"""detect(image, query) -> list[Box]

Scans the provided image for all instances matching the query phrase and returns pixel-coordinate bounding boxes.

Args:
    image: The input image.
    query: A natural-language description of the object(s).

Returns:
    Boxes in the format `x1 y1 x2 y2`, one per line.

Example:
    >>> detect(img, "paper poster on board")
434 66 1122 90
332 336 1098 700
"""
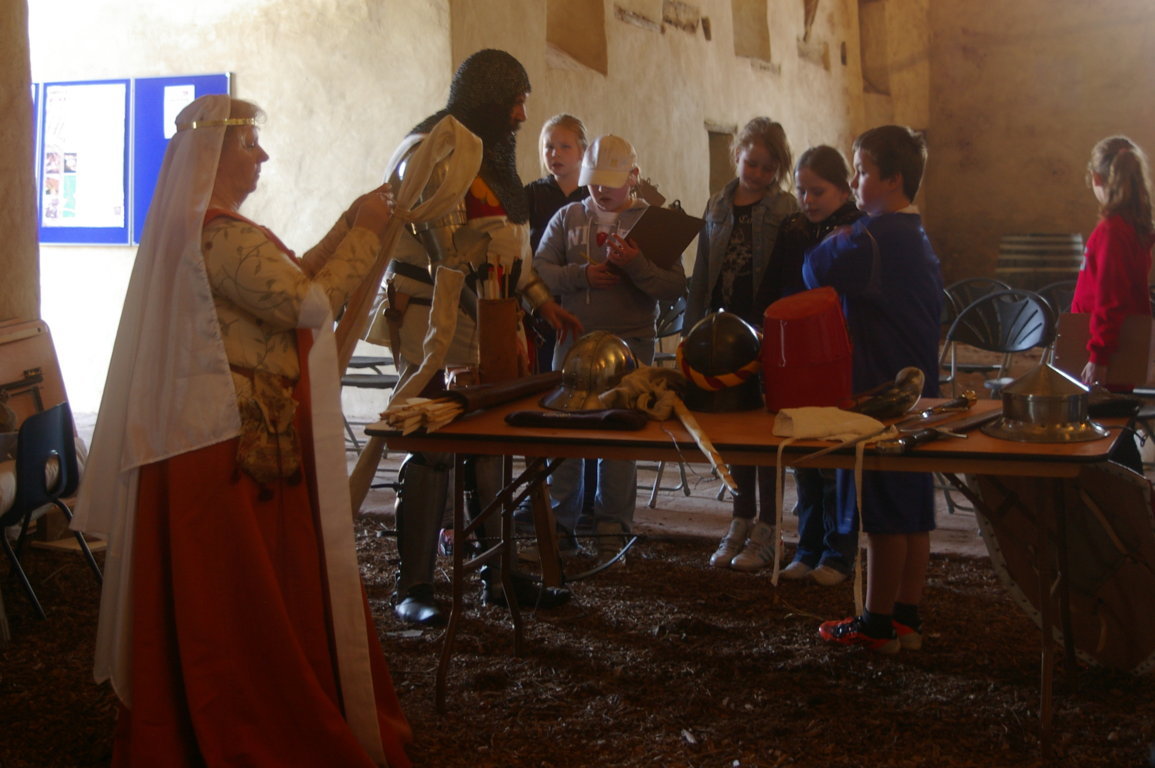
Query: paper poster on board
40 81 128 235
36 74 229 245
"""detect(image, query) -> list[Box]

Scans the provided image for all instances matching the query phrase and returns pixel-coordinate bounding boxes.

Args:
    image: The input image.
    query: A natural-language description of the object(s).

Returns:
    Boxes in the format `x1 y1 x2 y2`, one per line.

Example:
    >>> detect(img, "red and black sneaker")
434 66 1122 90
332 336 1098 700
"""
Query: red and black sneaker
892 619 923 651
818 616 900 654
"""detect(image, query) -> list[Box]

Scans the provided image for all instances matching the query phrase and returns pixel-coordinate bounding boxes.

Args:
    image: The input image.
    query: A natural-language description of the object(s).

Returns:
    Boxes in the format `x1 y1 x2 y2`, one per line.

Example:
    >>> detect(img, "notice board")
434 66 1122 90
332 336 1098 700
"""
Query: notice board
38 79 131 244
36 74 230 246
132 74 230 243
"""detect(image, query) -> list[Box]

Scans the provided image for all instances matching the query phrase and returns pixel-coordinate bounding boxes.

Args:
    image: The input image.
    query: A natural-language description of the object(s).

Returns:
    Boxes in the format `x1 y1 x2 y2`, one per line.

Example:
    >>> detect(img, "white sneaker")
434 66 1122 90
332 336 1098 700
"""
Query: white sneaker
730 521 777 572
709 517 752 568
811 564 848 586
779 560 813 580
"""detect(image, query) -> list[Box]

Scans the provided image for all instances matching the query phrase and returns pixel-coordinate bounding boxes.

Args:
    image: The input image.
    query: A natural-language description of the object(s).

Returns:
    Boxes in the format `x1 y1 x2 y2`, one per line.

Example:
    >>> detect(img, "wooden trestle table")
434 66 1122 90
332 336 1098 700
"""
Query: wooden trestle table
367 395 1124 754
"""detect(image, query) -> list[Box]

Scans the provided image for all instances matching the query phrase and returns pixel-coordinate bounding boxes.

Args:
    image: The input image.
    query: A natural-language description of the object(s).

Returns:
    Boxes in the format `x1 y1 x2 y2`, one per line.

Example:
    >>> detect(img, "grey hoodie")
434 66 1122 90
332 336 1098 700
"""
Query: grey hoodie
533 197 687 341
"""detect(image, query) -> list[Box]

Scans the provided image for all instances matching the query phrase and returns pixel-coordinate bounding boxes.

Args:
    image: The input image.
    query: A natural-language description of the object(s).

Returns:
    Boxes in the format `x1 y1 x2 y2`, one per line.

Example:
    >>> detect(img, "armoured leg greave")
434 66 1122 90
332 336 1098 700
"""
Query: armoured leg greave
394 452 451 596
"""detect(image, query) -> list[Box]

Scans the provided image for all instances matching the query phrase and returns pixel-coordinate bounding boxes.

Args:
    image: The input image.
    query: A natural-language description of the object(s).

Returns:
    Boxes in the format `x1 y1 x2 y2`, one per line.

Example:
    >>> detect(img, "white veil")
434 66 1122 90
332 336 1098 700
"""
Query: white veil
72 94 241 700
73 94 394 763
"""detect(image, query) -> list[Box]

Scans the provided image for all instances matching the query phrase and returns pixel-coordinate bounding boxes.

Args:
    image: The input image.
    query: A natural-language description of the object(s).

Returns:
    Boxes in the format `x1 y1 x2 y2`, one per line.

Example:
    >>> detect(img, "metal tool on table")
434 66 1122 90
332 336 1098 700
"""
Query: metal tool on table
875 401 999 454
794 389 977 464
841 366 926 419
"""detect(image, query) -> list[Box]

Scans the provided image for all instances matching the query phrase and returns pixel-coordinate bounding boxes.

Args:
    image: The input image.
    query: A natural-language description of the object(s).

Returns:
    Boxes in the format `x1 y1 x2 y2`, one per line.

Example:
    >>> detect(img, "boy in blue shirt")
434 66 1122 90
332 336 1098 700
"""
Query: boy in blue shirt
803 125 943 653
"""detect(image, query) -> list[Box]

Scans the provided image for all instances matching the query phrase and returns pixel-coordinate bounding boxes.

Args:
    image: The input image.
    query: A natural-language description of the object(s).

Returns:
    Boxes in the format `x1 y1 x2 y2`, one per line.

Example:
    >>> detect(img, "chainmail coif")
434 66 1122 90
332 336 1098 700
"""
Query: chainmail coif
413 49 531 223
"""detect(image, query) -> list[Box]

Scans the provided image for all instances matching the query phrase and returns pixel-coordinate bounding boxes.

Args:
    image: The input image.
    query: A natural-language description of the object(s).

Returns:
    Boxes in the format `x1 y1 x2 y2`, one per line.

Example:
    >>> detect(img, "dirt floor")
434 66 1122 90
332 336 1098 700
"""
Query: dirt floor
2 455 1154 768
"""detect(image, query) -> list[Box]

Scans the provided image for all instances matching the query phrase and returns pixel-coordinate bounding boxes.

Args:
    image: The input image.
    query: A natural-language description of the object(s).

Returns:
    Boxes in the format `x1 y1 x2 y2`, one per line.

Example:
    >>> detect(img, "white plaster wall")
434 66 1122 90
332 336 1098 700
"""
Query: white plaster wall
25 0 939 414
1 1 39 323
451 0 878 236
29 0 450 412
880 0 930 131
923 0 1155 282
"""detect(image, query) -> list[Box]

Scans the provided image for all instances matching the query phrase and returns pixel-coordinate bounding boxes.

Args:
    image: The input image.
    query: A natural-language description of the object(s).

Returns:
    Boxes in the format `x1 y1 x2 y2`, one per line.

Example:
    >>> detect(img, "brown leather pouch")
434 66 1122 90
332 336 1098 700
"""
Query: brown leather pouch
235 369 302 484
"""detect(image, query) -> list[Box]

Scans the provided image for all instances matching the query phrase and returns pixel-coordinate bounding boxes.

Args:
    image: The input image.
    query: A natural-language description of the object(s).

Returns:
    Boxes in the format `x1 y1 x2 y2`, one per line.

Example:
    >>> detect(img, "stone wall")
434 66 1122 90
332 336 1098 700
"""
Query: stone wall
10 1 1155 412
18 0 928 411
25 0 451 410
1 1 38 322
78 2 1155 416
451 0 888 218
923 0 1155 284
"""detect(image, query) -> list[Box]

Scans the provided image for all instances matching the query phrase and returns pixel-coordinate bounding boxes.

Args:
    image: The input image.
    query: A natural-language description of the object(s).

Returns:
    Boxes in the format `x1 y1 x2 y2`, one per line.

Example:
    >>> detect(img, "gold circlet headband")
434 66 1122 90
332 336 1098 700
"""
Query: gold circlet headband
176 117 259 132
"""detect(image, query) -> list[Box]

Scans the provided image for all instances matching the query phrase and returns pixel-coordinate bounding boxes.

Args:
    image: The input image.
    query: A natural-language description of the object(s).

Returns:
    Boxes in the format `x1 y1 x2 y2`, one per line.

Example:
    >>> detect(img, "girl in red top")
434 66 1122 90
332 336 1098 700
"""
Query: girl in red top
1070 135 1155 387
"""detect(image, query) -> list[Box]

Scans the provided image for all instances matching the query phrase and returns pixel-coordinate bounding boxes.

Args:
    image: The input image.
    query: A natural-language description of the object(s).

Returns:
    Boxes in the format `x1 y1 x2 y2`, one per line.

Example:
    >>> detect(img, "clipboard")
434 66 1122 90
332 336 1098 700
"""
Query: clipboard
624 205 704 269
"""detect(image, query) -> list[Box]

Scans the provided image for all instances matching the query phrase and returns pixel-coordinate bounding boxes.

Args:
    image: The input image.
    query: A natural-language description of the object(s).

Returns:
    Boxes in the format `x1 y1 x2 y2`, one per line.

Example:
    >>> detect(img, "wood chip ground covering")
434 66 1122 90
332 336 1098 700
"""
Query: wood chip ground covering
2 513 1154 768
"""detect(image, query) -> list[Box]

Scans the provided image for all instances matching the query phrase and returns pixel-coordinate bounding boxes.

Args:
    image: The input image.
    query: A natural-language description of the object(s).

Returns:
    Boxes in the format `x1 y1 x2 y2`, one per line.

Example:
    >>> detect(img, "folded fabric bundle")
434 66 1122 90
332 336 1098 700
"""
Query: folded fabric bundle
773 406 887 441
598 366 687 421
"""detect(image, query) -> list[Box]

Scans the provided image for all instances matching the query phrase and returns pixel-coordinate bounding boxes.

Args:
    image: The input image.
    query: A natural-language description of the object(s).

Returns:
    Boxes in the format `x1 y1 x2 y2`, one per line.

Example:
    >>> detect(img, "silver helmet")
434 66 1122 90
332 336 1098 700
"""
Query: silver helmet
541 331 638 411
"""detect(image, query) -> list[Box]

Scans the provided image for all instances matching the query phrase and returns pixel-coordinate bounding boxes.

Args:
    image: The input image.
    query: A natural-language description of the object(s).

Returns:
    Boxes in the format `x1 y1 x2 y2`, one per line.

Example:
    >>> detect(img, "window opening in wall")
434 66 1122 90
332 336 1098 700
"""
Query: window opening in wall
615 3 661 32
797 0 828 69
857 0 890 94
707 127 736 198
731 0 770 63
547 0 608 75
663 1 700 33
802 0 819 42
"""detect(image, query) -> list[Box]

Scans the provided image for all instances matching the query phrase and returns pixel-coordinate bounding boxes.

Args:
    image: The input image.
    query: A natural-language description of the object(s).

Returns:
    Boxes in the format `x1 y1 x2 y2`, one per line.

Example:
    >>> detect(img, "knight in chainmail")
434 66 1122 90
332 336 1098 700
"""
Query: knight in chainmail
372 50 581 626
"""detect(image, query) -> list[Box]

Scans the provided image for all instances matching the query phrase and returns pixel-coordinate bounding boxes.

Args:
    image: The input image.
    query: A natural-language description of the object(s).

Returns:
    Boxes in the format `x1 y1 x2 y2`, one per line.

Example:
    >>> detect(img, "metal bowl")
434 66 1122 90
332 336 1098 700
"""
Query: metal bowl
981 363 1109 443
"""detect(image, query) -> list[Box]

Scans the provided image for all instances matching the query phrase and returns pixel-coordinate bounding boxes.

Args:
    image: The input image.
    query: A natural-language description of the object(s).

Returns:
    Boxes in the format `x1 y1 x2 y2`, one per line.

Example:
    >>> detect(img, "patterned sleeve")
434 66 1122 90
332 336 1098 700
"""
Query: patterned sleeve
298 215 354 278
203 218 379 330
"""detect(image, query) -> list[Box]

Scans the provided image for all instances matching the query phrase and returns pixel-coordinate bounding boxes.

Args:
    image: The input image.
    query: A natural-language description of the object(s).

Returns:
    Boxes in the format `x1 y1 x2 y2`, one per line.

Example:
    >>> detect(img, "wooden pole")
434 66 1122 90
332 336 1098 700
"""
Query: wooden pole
671 398 738 495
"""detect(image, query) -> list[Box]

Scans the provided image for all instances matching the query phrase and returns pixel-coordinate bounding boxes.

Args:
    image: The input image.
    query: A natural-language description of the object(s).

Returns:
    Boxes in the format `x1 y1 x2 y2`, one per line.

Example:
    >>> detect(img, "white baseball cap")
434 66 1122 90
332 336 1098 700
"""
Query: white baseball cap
579 134 638 188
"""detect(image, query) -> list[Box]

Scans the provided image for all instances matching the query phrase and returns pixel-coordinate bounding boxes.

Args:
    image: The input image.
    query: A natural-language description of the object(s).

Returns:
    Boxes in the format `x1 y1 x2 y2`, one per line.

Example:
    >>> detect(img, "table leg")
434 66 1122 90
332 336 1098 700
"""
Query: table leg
0 582 9 648
944 471 1070 757
436 455 467 713
437 454 558 709
1053 476 1077 670
499 454 525 655
1036 477 1056 757
531 473 562 588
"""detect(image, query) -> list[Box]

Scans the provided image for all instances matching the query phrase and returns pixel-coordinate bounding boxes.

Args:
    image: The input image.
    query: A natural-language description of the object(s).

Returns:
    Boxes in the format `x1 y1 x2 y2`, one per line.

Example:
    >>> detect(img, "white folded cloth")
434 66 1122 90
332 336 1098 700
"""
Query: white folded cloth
773 406 887 441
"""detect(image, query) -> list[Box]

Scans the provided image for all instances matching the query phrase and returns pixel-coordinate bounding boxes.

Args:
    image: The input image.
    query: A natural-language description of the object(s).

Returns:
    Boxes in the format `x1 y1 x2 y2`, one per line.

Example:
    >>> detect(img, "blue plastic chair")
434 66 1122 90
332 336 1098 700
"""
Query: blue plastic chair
0 402 102 618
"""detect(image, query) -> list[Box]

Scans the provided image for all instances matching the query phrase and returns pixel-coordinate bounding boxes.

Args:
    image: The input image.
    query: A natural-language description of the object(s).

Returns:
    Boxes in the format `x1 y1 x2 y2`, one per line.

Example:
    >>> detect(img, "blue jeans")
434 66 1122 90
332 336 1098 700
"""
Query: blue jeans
729 464 775 523
549 456 636 531
792 467 857 573
547 333 655 533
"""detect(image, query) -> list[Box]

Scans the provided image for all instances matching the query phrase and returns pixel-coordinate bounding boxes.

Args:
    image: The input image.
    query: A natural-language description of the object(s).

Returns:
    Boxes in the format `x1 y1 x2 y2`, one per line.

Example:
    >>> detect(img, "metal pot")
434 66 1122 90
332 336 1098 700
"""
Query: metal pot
981 363 1109 443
